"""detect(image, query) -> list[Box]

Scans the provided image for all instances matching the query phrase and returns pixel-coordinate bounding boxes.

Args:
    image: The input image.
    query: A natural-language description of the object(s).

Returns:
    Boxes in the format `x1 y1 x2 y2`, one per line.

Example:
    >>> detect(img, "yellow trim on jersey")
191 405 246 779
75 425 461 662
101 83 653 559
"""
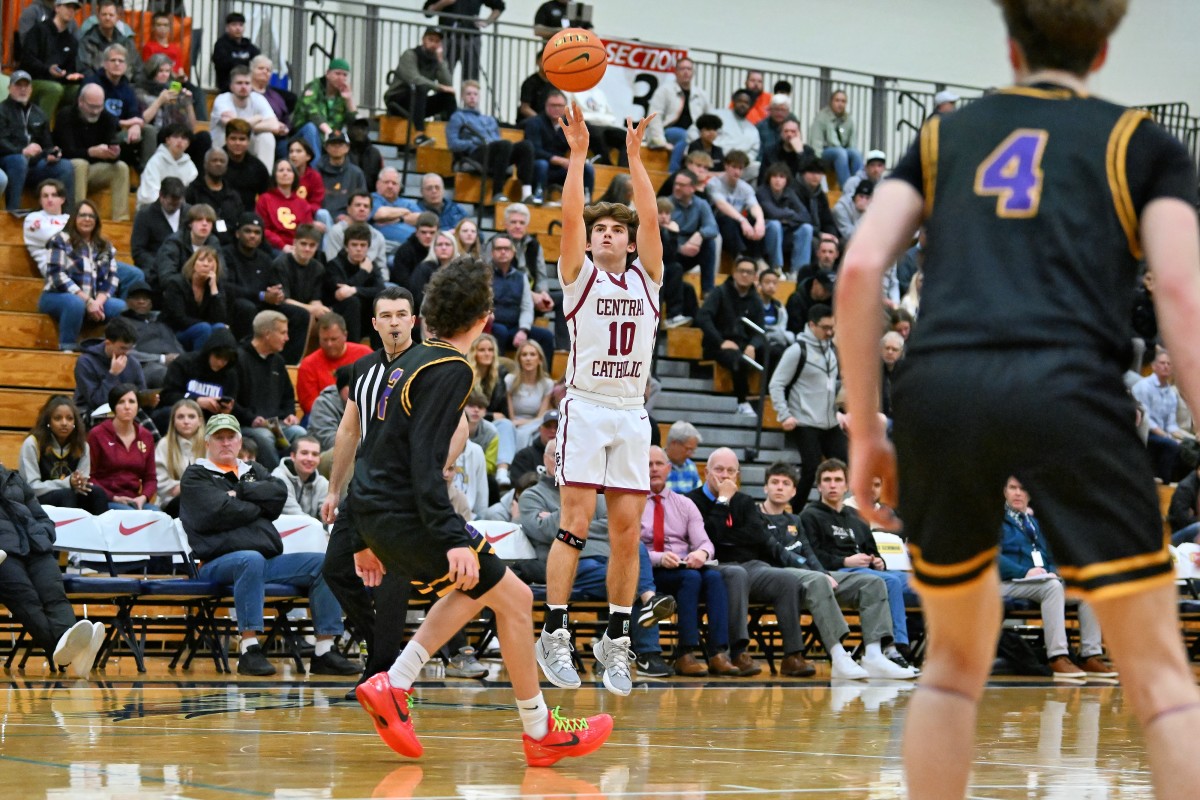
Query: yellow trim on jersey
920 116 940 220
1055 540 1170 583
1067 571 1176 603
1105 109 1151 261
909 567 994 596
399 356 472 415
998 85 1083 100
909 542 998 579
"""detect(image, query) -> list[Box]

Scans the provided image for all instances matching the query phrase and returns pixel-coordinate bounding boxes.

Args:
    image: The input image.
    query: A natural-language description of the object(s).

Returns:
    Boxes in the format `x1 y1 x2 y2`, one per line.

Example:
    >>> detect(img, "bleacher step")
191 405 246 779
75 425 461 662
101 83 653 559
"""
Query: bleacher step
654 394 739 415
656 375 717 393
0 348 77 389
653 358 691 378
654 408 759 429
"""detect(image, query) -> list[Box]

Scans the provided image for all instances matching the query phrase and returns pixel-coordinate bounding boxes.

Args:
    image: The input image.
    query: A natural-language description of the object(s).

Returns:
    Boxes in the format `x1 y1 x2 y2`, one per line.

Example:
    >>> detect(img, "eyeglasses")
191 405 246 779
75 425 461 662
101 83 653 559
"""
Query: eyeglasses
76 213 98 219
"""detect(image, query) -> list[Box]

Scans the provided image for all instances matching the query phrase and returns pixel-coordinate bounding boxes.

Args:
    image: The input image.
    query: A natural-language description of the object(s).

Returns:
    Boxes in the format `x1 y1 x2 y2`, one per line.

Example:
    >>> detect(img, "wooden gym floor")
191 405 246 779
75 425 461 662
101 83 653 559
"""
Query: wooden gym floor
0 657 1162 799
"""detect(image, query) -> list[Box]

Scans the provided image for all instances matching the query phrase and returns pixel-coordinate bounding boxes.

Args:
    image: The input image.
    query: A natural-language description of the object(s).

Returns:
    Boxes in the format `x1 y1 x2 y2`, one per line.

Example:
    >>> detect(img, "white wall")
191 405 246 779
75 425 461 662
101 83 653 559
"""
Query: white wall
497 0 1200 111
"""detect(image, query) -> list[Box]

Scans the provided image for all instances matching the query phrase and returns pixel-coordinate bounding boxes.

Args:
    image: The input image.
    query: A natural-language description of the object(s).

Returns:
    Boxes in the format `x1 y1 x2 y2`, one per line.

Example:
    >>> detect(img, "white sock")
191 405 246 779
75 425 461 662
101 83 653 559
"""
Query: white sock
883 643 900 659
521 184 533 199
240 637 259 654
828 643 851 661
314 640 333 657
609 604 632 615
388 641 430 690
517 692 550 740
864 641 884 660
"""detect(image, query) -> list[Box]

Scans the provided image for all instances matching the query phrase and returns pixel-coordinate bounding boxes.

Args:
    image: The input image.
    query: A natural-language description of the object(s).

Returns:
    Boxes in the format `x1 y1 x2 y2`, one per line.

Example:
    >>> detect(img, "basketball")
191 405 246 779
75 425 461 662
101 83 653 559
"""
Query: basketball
542 28 607 93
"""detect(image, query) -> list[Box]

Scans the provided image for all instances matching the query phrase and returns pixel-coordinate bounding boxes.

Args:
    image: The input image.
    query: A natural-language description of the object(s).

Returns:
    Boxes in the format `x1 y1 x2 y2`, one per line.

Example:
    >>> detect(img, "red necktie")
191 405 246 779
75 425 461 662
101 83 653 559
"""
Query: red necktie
652 494 666 552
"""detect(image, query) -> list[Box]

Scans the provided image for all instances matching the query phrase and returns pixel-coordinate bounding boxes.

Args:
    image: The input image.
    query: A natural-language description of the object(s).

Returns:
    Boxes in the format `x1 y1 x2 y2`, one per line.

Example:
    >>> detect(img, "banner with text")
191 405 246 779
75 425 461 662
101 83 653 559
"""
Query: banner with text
597 37 688 121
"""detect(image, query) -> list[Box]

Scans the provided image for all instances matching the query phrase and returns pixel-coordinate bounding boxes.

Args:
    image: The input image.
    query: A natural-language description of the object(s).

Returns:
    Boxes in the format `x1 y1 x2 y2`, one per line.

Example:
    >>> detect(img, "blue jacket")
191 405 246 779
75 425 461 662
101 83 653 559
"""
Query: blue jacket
523 112 567 161
998 507 1057 581
86 71 142 121
447 107 501 155
73 337 147 419
491 264 531 330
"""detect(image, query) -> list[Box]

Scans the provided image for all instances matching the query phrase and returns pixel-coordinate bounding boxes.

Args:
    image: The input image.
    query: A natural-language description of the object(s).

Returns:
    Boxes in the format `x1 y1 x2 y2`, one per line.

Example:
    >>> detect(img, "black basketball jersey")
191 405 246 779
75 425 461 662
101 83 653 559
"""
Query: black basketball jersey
890 84 1196 363
350 339 475 547
348 346 410 449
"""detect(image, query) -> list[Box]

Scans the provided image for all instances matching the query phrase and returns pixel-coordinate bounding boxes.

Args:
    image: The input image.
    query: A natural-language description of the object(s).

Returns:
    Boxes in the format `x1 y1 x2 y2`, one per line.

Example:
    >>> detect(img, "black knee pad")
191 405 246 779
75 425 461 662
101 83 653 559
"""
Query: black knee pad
555 529 586 551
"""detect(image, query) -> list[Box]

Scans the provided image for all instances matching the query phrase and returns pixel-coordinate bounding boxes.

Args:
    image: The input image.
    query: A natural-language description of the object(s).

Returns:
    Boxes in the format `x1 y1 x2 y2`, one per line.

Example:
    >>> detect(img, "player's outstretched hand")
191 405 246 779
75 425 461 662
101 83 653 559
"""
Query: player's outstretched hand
848 425 901 532
625 112 655 158
447 547 479 591
354 547 387 587
559 102 590 154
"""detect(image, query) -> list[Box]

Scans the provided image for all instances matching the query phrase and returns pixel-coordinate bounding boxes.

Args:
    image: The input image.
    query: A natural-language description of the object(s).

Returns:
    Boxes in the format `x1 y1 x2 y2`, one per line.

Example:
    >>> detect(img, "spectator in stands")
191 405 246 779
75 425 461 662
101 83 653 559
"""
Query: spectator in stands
1169 463 1200 545
406 229 456 316
274 224 331 335
369 167 420 251
222 212 303 343
130 177 186 276
390 210 438 288
157 326 240 429
137 124 197 210
120 281 183 388
180 413 357 676
891 307 914 340
20 0 84 120
463 389 500 477
516 51 553 122
78 0 142 84
296 312 372 415
222 119 270 210
235 311 307 469
323 192 387 278
1131 268 1158 373
17 0 73 48
185 149 244 244
757 162 812 275
20 394 109 514
899 269 922 318
509 409 557 484
39 200 124 351
426 0 505 81
272 435 328 519
841 149 887 198
23 178 70 277
795 156 840 250
931 89 959 117
154 398 203 517
326 224 385 344
140 11 206 120
669 168 720 292
249 56 295 154
503 203 560 342
707 150 766 261
796 459 916 667
345 117 383 191
880 331 904 426
136 54 206 169
664 421 703 493
384 29 455 148
1133 349 1186 483
784 263 833 336
211 66 287 172
643 445 739 677
307 363 351 461
449 435 490 519
756 94 799 158
292 59 358 158
0 71 74 211
506 340 556 441
286 138 331 231
211 12 260 94
524 90 592 205
648 57 712 173
999 476 1114 681
87 383 157 510
532 0 589 37
757 267 792 366
489 234 556 356
832 179 873 241
519 437 674 675
155 203 223 289
758 119 815 189
808 89 862 189
468 333 518 481
74 315 144 418
0 461 107 678
54 84 131 222
257 159 315 253
687 114 725 173
697 257 764 416
769 303 846 504
84 44 152 170
316 131 367 222
161 246 229 351
567 83 627 167
453 217 482 258
714 90 762 182
448 80 535 204
418 172 468 230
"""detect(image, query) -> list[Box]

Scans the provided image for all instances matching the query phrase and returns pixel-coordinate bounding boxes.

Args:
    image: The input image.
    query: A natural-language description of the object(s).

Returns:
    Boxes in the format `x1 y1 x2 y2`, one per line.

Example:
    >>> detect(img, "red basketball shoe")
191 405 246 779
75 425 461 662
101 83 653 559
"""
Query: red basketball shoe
523 707 614 767
356 672 423 758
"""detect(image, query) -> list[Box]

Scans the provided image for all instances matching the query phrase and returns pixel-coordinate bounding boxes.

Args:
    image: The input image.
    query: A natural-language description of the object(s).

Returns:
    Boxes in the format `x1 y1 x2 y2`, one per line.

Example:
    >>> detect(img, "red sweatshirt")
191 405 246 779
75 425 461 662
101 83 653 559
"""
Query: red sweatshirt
142 40 186 76
296 342 373 412
86 418 158 501
294 166 325 216
256 189 315 251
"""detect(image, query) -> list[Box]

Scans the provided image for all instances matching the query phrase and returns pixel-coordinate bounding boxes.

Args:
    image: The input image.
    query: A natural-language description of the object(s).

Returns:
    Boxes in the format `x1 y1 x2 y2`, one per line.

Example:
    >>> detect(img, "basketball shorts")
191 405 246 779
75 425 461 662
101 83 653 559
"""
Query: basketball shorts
555 394 651 493
892 348 1171 601
355 511 508 600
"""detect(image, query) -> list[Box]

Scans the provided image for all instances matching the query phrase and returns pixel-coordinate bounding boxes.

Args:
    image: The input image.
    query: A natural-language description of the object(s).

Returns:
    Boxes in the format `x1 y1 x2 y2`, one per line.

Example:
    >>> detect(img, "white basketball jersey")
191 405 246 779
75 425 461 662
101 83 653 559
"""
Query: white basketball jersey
562 256 660 404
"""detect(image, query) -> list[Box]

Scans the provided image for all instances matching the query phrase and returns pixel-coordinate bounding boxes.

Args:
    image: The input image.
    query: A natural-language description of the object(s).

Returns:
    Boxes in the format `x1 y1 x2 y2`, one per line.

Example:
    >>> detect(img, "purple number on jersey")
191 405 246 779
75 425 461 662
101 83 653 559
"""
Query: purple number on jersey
974 129 1049 218
375 367 404 420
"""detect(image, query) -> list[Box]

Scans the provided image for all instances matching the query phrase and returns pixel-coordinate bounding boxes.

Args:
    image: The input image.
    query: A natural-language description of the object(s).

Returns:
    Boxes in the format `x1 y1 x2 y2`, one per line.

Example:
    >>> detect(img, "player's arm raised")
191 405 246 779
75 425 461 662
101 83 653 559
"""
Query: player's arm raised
558 102 590 286
627 113 663 283
836 179 924 526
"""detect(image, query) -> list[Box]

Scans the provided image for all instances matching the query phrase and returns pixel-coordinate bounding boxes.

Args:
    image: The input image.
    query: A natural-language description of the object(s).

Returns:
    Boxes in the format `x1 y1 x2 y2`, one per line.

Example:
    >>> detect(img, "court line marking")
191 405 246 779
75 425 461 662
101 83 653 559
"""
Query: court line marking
0 753 272 797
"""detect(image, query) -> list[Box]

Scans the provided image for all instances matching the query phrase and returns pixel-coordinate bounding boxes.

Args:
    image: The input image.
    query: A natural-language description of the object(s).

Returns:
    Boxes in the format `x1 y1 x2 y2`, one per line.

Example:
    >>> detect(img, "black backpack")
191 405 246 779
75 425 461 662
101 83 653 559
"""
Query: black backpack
778 340 810 401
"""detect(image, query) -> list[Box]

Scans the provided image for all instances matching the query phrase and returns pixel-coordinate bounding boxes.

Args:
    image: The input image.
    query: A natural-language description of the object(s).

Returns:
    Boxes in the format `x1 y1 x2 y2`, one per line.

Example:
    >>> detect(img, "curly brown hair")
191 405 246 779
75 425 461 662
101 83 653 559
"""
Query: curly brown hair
422 256 493 338
996 0 1127 75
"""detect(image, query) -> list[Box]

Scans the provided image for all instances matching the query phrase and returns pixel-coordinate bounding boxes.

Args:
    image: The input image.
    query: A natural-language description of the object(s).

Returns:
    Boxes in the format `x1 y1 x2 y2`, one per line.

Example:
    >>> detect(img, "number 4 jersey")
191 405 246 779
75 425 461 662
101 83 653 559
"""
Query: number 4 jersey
562 255 661 407
890 83 1196 362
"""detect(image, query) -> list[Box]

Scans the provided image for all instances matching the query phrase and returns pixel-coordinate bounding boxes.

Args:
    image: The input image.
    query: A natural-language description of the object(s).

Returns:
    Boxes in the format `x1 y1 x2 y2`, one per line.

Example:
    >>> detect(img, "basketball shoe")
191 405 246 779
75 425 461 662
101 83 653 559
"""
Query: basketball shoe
523 707 614 767
536 627 581 689
356 672 423 757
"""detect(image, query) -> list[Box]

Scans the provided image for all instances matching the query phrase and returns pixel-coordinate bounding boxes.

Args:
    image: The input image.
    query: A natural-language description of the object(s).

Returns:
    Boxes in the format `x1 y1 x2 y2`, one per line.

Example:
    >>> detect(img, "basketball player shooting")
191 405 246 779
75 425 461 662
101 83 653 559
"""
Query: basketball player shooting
535 104 664 697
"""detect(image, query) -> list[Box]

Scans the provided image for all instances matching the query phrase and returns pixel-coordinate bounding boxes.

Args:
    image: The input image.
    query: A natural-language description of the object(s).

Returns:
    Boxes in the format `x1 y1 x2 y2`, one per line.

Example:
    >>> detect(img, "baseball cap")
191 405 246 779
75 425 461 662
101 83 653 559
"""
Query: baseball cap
541 410 561 427
10 70 32 84
329 58 351 73
853 180 874 198
55 0 81 6
934 90 960 106
205 414 241 437
866 149 887 163
325 130 348 146
423 27 444 39
124 279 153 297
236 212 263 229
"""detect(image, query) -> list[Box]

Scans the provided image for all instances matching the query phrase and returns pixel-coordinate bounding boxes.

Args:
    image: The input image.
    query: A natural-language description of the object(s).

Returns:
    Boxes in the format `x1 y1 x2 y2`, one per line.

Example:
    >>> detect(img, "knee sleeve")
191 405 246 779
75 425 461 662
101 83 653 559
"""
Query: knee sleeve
555 528 586 550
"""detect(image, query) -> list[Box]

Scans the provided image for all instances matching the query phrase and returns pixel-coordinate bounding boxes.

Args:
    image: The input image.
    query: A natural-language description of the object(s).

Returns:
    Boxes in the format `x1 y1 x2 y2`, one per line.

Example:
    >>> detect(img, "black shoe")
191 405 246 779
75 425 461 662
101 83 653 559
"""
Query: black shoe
237 645 276 676
310 649 362 675
634 652 673 677
637 593 677 627
413 134 434 147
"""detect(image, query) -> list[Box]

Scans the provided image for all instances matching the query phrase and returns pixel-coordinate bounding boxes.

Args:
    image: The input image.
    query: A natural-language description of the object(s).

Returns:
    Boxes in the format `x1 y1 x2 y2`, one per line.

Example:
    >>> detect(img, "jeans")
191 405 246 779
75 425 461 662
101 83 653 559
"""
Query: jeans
199 549 345 637
39 291 127 349
677 237 719 292
1146 432 1182 483
0 164 8 201
665 127 689 173
652 565 730 655
822 146 863 189
841 566 910 645
115 263 145 298
177 321 226 352
0 153 75 211
1171 521 1200 547
493 418 518 465
294 123 323 165
533 159 594 193
764 221 814 272
491 320 556 357
242 423 308 470
571 544 662 656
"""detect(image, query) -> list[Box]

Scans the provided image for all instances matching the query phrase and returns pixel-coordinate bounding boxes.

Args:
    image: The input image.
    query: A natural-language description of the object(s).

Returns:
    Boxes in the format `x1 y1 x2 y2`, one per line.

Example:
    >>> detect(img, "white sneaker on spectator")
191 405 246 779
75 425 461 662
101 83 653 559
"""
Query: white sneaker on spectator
496 467 511 488
0 549 6 565
53 620 94 667
830 652 869 680
736 402 756 416
861 651 918 679
665 315 692 329
70 622 106 678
